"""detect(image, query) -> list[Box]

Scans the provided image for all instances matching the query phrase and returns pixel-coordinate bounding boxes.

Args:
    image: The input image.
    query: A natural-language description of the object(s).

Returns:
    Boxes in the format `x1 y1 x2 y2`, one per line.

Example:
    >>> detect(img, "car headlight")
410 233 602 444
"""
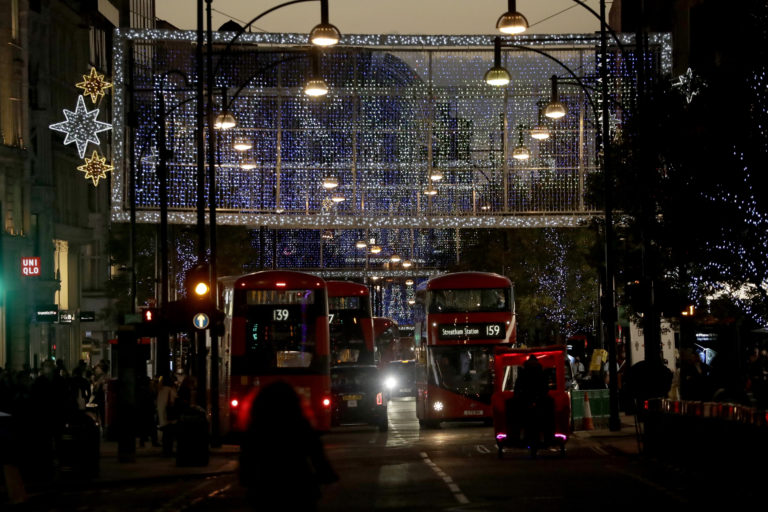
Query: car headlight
384 376 397 390
433 401 444 412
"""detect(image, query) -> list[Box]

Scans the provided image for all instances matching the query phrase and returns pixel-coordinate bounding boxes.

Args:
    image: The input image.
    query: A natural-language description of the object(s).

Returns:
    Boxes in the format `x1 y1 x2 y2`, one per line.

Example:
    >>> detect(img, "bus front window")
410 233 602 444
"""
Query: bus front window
430 346 494 404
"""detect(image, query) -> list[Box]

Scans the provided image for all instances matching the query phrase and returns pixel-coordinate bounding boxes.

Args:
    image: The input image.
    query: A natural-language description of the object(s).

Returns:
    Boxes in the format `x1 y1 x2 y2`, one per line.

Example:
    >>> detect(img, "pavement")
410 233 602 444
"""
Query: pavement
2 414 642 508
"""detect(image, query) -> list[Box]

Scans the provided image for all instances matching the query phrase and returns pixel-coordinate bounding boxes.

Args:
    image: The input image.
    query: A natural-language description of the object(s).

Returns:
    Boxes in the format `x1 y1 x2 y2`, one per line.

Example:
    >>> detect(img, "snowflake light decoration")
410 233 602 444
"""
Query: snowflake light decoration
672 67 704 103
76 67 113 104
77 150 114 186
49 95 112 158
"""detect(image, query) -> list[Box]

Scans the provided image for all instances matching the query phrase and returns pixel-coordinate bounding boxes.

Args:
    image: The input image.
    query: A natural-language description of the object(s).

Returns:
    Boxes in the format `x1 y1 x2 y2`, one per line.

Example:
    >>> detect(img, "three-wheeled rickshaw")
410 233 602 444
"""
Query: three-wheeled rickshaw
492 345 571 458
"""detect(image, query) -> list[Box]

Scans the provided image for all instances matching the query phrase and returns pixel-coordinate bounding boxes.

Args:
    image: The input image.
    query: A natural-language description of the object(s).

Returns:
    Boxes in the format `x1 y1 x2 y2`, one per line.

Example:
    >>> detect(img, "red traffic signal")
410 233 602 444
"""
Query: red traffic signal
142 307 160 323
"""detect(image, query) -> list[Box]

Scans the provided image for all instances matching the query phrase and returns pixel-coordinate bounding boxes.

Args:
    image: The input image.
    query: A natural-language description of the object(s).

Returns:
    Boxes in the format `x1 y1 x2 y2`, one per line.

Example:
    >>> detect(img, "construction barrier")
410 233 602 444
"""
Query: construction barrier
571 389 610 430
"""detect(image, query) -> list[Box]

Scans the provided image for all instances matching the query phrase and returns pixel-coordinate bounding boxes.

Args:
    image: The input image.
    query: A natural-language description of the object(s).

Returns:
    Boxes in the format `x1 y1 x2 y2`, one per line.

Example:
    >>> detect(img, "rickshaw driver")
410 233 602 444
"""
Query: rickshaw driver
507 355 555 445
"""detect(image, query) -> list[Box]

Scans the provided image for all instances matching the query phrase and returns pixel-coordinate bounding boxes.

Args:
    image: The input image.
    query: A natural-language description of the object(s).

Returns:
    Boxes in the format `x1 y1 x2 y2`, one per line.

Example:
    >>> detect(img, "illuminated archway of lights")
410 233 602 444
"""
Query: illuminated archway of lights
113 30 668 321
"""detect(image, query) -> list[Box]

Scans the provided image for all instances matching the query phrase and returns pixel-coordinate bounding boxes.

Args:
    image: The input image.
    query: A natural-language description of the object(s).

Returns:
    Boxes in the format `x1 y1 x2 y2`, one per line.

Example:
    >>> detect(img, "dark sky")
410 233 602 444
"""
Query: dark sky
157 0 602 34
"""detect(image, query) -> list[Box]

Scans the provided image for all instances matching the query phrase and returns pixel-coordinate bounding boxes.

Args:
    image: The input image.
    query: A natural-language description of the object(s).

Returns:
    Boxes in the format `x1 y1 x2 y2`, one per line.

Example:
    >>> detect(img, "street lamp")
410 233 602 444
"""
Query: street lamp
495 0 621 431
233 138 252 151
484 36 511 87
199 0 341 445
304 49 329 97
530 104 550 140
544 75 568 119
309 0 341 47
512 126 530 160
496 0 528 35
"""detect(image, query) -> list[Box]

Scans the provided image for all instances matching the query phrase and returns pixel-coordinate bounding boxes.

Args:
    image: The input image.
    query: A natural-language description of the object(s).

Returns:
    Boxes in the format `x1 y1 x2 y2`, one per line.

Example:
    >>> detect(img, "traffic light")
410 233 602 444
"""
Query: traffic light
186 263 211 301
140 307 163 336
143 307 159 323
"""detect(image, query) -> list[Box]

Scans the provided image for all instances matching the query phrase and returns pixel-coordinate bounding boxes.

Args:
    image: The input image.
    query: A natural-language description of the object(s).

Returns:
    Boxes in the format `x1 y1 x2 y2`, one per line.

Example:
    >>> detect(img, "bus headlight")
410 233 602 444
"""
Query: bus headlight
433 401 444 412
384 376 397 390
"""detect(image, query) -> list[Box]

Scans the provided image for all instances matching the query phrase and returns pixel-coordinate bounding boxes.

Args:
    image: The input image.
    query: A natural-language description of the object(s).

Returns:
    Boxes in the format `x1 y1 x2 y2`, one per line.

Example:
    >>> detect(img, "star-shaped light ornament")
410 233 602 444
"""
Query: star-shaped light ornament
672 67 704 103
76 67 113 104
77 151 114 187
49 95 112 158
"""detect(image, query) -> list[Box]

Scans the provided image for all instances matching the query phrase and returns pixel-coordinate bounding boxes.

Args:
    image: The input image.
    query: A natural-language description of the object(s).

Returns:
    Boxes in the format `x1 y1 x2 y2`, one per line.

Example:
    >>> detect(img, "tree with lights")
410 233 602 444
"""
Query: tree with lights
602 1 768 401
457 228 599 347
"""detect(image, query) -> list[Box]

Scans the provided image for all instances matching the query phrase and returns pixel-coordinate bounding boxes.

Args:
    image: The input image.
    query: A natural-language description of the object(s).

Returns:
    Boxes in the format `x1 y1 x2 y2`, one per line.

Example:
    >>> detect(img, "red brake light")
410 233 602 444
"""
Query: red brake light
376 392 383 406
322 397 331 408
230 399 239 408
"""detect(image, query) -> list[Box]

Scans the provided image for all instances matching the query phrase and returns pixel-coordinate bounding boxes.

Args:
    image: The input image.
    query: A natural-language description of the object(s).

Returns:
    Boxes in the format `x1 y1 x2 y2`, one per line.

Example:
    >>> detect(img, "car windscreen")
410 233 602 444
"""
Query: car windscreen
331 368 381 393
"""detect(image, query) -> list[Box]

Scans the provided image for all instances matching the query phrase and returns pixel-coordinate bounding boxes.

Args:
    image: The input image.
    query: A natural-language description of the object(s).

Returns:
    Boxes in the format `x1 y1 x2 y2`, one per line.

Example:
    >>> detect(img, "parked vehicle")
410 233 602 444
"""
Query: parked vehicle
330 365 388 432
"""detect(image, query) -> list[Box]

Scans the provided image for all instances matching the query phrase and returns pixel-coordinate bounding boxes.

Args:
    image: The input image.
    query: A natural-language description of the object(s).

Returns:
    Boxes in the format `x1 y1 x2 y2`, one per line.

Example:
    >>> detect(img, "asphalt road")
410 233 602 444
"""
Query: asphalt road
20 398 757 511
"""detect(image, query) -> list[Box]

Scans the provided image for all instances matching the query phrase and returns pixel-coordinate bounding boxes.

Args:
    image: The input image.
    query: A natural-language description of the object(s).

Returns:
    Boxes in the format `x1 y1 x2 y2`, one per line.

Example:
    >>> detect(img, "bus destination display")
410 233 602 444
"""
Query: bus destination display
437 323 506 340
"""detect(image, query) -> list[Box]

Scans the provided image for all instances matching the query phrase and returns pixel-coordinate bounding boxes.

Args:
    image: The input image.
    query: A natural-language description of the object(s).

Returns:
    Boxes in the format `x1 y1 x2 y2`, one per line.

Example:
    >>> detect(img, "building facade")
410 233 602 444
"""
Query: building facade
0 0 154 373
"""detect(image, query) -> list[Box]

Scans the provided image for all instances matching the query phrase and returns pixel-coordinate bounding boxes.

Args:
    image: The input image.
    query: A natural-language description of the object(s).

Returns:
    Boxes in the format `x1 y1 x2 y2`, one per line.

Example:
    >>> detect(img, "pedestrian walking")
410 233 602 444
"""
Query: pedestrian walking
156 372 178 456
239 381 338 511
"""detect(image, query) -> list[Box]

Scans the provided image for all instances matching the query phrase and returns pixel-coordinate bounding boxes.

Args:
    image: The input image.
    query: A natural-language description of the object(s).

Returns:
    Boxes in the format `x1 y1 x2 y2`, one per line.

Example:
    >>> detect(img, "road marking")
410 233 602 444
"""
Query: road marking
420 452 470 505
475 444 491 454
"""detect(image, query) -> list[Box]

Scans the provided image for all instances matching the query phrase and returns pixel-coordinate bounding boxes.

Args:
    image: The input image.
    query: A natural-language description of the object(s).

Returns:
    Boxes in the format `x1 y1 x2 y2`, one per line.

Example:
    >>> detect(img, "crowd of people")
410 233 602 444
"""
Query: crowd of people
0 359 111 484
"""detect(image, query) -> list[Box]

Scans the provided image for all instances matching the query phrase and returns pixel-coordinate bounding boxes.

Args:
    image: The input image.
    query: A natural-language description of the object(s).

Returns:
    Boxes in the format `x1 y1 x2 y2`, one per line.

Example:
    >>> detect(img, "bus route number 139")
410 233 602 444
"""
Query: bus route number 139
273 309 289 321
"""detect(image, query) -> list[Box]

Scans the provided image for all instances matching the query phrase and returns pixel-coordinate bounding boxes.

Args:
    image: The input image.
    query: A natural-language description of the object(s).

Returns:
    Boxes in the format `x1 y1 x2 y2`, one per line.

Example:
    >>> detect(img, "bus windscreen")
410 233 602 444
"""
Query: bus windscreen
431 346 494 404
428 288 510 314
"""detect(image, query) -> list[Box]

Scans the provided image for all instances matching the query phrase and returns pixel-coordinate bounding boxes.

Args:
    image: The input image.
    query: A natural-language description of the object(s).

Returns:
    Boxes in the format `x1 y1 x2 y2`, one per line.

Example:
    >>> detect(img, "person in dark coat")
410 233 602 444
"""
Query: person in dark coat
239 381 338 511
508 355 554 446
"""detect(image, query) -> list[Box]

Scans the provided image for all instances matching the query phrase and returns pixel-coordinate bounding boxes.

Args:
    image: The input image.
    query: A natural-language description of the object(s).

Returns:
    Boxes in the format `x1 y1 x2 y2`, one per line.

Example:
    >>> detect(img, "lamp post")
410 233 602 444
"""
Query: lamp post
148 71 196 376
197 0 339 445
494 0 622 431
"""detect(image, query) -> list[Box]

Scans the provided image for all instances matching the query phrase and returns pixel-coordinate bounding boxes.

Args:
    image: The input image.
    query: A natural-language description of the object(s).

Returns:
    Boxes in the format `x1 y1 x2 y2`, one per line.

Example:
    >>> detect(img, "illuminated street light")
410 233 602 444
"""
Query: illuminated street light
485 36 511 87
545 75 567 119
233 138 252 151
496 0 528 35
309 0 341 47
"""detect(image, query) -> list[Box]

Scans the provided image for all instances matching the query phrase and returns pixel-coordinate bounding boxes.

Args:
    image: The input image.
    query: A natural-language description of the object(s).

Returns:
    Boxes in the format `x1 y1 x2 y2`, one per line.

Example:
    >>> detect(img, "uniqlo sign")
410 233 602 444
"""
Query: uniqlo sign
21 257 41 276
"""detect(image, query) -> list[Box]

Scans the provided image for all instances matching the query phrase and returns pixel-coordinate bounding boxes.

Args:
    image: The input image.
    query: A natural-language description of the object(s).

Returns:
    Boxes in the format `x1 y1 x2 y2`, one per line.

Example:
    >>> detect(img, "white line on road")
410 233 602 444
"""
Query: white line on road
475 444 491 454
419 452 470 505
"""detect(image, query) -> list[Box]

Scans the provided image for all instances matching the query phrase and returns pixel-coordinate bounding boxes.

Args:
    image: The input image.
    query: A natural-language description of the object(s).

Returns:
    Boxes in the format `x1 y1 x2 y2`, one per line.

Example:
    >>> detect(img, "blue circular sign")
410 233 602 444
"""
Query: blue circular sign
193 312 210 330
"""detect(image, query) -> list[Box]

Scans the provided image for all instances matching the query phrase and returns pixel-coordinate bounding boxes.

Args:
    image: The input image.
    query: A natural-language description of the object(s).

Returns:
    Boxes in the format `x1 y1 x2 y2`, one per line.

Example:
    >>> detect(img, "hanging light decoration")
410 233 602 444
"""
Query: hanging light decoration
355 240 367 249
429 168 444 182
405 279 414 286
423 184 438 196
402 260 413 269
331 193 345 203
390 254 401 263
370 245 382 254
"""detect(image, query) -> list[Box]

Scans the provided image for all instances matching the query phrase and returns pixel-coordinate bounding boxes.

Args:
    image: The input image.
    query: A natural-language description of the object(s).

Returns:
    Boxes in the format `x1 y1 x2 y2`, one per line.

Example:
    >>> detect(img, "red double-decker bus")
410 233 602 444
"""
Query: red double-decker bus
220 270 332 438
415 271 516 428
326 281 376 365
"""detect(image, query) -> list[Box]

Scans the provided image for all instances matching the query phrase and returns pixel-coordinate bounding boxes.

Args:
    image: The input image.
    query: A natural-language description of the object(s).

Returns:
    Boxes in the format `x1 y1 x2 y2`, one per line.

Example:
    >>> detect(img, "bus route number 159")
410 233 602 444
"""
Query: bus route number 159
485 324 501 337
273 309 289 321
